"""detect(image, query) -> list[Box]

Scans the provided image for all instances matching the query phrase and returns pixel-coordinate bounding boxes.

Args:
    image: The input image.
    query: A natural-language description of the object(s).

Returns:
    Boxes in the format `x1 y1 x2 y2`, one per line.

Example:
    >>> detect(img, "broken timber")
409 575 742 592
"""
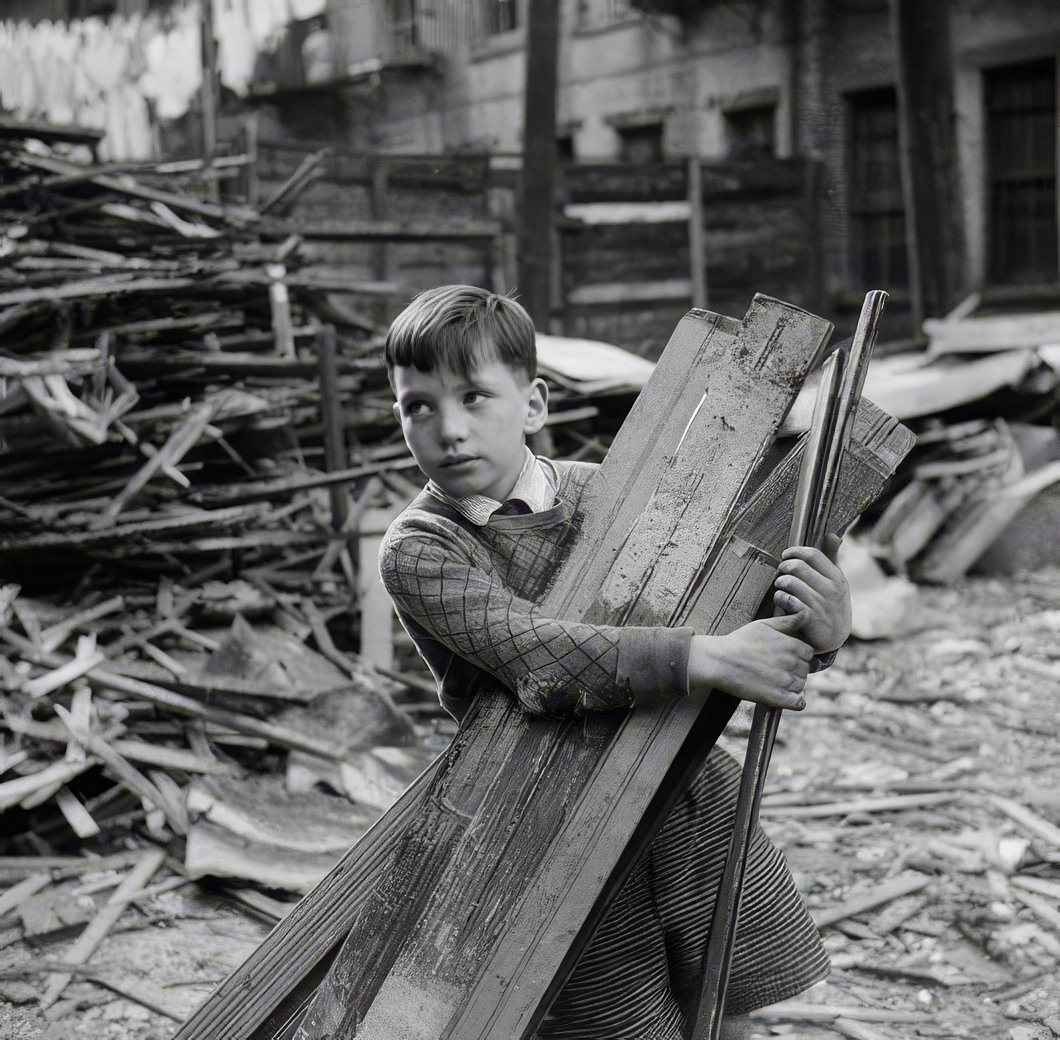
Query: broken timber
171 297 914 1040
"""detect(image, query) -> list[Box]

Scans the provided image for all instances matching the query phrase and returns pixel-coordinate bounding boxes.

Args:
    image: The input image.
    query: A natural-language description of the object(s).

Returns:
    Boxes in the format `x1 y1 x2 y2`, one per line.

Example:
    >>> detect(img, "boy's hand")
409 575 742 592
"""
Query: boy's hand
772 534 851 656
687 614 814 711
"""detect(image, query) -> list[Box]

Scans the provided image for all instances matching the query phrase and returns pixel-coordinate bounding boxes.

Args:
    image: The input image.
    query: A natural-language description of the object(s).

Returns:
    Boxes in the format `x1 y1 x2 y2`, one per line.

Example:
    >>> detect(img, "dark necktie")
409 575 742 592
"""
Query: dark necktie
493 498 532 517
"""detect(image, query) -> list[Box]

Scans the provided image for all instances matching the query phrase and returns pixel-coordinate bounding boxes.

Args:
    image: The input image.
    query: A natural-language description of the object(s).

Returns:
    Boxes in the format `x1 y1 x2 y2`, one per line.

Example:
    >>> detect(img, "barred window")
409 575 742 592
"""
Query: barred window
985 58 1058 285
847 87 908 289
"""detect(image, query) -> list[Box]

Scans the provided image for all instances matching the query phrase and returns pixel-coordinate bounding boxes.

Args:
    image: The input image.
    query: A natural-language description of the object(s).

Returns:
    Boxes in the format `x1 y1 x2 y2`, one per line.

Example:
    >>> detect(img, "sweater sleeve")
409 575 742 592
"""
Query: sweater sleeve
379 525 693 717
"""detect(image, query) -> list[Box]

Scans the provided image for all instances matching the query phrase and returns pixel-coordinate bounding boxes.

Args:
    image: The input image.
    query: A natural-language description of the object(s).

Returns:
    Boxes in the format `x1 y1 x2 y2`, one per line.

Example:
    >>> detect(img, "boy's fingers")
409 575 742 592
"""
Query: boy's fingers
823 532 842 563
762 611 807 636
775 575 824 608
778 687 807 710
773 589 816 621
779 554 840 591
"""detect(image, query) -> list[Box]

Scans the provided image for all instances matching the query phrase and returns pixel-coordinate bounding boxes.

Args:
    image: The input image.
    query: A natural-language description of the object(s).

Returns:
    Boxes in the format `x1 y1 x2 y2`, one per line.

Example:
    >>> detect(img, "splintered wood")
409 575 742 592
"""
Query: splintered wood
171 296 912 1040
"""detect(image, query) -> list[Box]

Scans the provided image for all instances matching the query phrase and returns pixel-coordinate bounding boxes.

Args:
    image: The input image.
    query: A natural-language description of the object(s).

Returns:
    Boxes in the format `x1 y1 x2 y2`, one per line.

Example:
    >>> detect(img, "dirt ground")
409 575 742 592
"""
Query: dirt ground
1 566 1056 1040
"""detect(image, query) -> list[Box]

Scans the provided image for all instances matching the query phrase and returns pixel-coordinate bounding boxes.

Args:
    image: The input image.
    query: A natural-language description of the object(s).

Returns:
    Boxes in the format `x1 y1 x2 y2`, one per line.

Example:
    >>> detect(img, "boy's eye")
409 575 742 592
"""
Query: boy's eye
464 391 487 405
405 401 431 418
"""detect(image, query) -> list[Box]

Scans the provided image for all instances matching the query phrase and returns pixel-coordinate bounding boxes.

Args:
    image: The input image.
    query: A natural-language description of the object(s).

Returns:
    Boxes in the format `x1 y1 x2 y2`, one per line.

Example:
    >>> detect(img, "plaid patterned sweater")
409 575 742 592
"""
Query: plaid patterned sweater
379 458 829 1035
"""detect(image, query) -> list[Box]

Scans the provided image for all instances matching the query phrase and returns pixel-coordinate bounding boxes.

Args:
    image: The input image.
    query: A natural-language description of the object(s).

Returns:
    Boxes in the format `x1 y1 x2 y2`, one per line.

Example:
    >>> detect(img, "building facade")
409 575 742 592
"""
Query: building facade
2 0 1058 326
309 0 1059 315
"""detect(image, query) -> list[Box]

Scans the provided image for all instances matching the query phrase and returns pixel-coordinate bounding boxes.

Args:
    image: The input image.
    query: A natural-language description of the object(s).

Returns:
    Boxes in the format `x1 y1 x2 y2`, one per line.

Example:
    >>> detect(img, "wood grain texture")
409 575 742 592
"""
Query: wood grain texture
449 401 914 1039
173 302 741 1040
298 298 831 1040
169 298 909 1040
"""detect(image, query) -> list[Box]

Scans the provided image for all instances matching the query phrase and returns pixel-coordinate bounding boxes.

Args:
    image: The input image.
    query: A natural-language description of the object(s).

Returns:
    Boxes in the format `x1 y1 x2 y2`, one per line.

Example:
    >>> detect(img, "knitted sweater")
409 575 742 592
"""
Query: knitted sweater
379 459 694 721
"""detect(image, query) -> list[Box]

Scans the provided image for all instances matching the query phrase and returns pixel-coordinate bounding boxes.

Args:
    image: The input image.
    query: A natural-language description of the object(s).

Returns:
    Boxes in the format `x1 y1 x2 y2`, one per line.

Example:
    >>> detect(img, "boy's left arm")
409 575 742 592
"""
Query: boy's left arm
771 533 851 669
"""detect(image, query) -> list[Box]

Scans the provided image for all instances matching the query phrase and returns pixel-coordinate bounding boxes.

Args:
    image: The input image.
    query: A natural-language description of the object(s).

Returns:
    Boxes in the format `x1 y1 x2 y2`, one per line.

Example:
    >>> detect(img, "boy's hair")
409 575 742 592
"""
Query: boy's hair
385 285 537 382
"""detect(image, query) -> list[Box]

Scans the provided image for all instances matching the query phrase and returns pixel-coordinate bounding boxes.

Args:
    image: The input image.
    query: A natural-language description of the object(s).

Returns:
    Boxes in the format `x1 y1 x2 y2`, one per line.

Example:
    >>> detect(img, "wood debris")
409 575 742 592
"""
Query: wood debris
0 134 653 1032
1 133 1057 1038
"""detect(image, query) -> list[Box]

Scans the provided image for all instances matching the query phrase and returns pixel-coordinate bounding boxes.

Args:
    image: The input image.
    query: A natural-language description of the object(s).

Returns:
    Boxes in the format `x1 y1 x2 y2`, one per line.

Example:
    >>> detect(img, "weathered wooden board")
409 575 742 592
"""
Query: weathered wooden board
451 400 913 1039
168 296 906 1040
171 294 756 1040
293 297 833 1039
172 300 751 1039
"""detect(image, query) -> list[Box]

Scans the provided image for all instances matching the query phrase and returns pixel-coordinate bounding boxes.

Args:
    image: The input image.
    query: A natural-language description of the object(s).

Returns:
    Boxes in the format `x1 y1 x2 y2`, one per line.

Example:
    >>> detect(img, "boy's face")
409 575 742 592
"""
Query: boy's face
392 357 548 502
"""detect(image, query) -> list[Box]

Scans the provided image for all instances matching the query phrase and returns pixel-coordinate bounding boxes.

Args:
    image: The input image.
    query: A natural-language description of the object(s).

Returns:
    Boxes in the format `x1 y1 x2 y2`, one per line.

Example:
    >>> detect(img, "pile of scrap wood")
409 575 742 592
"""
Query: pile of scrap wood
863 297 1060 586
0 133 448 1014
0 135 644 1018
778 295 1059 624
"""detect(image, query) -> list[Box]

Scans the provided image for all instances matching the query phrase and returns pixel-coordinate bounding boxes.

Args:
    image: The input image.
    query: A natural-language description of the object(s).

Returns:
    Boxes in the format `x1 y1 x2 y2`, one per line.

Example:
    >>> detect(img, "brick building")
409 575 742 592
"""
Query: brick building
3 0 1058 334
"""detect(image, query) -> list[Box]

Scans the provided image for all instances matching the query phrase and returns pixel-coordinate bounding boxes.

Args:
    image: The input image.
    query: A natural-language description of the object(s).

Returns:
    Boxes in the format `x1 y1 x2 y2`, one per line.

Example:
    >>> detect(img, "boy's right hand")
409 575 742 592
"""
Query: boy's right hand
687 614 813 711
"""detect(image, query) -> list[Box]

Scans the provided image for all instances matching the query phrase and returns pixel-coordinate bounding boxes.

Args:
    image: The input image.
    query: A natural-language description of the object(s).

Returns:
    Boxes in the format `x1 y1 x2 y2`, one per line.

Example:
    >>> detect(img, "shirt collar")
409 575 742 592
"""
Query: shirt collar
426 447 557 526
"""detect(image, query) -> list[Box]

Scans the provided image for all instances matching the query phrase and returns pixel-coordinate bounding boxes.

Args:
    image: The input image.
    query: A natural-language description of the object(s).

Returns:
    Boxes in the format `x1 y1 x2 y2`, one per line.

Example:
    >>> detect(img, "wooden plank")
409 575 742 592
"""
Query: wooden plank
0 116 105 147
517 0 560 328
40 847 167 1008
265 219 503 241
811 872 932 928
315 327 350 531
173 767 439 1040
891 0 962 324
0 275 200 308
449 401 913 1040
0 631 348 761
567 278 693 305
16 152 259 225
172 301 745 1040
688 158 707 308
297 297 832 1039
176 298 911 1040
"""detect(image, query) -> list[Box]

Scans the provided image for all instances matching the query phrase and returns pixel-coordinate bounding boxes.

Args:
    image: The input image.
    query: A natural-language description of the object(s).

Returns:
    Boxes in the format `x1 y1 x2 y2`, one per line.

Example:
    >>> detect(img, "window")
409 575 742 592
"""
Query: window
484 0 518 34
66 0 116 17
618 123 663 163
725 105 776 160
985 59 1058 285
577 0 633 29
847 87 908 288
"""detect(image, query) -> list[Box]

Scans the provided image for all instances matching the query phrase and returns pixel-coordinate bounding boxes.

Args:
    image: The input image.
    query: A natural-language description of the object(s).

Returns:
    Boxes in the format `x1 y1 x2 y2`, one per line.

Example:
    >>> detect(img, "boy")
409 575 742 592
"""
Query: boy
380 286 849 1039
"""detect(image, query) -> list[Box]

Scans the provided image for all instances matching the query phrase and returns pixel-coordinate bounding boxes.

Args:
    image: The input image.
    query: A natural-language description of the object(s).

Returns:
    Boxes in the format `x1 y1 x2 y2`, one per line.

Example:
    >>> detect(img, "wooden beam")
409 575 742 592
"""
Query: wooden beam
298 298 834 1039
314 326 349 531
452 401 913 1040
171 298 912 1040
890 0 964 322
688 158 707 309
173 302 749 1040
518 0 560 328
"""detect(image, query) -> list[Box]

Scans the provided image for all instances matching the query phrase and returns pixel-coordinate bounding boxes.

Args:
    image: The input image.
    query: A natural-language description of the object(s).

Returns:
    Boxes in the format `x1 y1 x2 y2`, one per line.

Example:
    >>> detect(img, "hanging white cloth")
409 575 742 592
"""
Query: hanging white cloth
0 0 324 158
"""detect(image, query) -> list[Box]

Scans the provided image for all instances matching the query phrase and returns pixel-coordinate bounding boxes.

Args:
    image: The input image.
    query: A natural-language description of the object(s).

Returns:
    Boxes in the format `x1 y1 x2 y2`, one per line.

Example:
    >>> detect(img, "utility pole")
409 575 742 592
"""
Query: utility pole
200 0 219 198
517 0 560 329
890 0 964 324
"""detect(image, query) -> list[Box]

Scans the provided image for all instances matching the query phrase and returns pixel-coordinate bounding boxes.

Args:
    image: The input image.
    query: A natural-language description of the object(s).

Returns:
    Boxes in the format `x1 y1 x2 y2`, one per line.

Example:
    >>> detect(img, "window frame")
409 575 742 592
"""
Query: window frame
982 56 1059 286
845 85 909 291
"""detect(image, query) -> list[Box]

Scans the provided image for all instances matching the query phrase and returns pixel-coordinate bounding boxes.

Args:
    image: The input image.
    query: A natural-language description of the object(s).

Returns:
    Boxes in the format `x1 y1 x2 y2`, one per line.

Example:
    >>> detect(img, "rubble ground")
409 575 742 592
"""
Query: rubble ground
0 566 1056 1040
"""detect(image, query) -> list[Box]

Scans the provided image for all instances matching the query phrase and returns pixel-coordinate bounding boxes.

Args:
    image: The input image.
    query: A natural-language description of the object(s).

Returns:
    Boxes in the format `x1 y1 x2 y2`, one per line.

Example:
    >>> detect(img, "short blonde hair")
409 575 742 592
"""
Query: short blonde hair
385 285 537 382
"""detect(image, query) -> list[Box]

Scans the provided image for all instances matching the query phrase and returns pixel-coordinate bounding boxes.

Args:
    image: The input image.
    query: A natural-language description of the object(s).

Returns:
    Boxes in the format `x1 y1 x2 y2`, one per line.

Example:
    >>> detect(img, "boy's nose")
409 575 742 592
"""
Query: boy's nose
436 404 468 444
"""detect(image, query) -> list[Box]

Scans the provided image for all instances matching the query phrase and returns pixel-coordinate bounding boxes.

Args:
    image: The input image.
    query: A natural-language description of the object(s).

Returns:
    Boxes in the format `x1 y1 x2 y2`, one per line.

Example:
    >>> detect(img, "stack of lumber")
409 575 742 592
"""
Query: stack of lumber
780 295 1060 586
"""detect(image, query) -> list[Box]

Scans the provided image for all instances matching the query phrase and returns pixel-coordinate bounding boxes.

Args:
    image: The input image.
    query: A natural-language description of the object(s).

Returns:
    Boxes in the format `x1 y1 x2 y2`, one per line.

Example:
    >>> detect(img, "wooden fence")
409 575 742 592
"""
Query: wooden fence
248 144 821 354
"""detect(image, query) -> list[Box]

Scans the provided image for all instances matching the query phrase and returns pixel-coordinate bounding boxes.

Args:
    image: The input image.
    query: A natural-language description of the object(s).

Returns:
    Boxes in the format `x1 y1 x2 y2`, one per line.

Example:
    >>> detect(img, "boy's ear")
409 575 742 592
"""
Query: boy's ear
392 402 402 424
523 377 549 435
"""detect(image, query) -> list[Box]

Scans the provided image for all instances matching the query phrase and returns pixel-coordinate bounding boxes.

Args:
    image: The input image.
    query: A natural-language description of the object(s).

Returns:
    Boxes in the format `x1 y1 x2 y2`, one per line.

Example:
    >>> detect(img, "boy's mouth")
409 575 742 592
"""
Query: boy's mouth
440 454 478 468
